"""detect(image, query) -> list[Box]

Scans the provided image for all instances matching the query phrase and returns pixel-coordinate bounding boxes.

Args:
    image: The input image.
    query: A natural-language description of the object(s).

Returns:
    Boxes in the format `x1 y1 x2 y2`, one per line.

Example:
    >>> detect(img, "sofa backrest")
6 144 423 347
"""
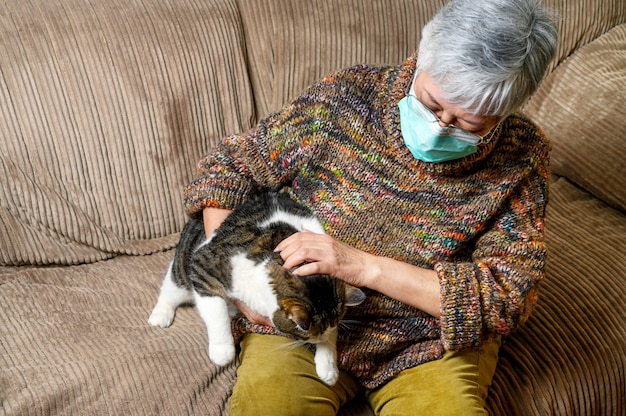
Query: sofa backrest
524 23 626 212
237 0 446 119
523 0 626 213
1 0 624 266
239 0 626 119
0 0 254 265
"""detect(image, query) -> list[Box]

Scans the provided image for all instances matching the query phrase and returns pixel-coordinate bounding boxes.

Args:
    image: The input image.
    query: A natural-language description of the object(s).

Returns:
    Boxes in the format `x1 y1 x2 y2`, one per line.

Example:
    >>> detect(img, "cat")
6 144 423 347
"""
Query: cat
148 191 365 385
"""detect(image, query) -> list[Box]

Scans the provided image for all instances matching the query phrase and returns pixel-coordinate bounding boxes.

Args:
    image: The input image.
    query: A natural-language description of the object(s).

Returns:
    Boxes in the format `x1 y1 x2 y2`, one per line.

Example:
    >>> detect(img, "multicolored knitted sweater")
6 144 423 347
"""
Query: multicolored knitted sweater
184 54 550 389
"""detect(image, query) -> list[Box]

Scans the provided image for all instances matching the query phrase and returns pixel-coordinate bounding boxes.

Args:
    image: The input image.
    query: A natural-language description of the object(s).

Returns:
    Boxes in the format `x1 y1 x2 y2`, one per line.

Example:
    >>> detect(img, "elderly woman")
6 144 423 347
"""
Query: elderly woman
183 0 558 414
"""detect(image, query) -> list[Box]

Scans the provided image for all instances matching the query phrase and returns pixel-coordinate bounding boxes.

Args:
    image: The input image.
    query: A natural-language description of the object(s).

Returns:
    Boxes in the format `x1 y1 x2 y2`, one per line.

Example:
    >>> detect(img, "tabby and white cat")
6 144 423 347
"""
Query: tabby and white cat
148 192 365 385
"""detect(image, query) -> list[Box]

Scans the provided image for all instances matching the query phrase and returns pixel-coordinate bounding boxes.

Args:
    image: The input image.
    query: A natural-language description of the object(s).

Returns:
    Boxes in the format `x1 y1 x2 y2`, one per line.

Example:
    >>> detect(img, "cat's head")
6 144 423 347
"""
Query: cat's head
272 276 365 342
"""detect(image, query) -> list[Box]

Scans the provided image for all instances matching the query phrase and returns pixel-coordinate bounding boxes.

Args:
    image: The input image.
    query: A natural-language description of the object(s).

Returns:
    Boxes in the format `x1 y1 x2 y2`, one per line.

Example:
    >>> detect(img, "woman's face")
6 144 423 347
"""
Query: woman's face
412 72 501 137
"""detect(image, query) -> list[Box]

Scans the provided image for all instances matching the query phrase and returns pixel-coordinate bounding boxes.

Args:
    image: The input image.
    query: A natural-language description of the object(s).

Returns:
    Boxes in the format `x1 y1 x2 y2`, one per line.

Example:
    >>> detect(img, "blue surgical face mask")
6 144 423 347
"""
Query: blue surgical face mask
398 93 482 163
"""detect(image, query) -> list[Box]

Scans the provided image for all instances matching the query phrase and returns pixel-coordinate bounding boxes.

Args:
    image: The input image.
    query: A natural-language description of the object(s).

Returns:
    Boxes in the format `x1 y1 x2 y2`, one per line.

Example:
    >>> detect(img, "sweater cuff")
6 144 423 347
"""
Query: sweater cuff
183 176 255 219
436 261 484 351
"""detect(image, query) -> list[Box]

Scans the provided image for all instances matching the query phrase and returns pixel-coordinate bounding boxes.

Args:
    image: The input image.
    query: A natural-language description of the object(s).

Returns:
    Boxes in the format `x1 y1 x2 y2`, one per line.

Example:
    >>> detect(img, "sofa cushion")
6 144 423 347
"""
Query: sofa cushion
524 24 626 212
0 0 254 265
0 252 236 414
237 0 443 118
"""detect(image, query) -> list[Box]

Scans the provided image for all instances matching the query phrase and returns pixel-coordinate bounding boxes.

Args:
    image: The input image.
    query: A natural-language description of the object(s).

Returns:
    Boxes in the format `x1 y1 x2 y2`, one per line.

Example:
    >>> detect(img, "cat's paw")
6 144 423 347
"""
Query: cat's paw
315 345 339 386
315 362 339 386
148 303 175 328
314 340 339 385
209 342 236 366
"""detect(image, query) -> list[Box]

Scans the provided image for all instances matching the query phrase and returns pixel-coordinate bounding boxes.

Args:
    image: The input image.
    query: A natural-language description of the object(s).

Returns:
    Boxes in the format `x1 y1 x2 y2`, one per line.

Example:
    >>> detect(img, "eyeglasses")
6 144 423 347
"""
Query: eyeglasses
406 93 500 145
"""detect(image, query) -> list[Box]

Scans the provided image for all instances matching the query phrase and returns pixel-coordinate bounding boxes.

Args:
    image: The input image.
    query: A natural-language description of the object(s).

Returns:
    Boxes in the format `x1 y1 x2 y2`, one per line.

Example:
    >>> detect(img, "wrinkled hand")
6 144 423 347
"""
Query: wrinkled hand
230 231 376 327
276 231 442 318
274 230 374 288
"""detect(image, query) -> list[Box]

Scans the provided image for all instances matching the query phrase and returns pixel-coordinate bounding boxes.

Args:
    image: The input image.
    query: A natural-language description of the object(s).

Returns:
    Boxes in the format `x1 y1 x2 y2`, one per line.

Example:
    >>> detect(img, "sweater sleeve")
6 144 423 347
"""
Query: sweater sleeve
183 101 318 218
436 134 551 351
183 63 383 219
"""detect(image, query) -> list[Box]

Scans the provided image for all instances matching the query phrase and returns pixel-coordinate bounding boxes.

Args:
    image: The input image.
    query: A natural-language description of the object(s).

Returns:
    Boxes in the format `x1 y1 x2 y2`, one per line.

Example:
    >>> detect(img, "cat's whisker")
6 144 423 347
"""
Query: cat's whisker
274 339 308 353
338 319 362 332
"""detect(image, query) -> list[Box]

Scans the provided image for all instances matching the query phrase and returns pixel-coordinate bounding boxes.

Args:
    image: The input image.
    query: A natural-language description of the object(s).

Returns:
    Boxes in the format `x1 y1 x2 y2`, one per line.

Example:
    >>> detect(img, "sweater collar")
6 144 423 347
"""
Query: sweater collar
385 52 502 176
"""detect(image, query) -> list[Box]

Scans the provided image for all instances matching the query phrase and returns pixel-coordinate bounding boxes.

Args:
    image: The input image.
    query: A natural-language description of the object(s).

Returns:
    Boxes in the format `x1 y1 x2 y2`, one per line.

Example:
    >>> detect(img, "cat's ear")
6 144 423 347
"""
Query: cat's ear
344 285 366 307
280 298 311 331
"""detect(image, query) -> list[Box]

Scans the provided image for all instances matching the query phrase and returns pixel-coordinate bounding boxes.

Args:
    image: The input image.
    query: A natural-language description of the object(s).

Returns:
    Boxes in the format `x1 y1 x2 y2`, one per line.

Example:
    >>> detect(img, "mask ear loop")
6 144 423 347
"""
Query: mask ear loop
406 68 420 97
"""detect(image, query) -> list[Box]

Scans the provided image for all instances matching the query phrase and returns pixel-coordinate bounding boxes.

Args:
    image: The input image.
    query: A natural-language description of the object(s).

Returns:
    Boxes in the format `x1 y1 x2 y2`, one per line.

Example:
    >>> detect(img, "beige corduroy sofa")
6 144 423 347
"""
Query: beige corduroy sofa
1 1 624 415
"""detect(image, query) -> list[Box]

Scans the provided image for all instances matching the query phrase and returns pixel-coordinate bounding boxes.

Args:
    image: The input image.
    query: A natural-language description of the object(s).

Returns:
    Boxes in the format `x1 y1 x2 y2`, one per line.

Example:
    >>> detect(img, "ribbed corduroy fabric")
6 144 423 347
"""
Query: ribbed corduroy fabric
487 178 626 416
1 178 623 416
236 0 447 119
2 0 625 266
524 24 626 212
238 0 626 118
547 0 626 70
0 251 236 416
0 0 254 265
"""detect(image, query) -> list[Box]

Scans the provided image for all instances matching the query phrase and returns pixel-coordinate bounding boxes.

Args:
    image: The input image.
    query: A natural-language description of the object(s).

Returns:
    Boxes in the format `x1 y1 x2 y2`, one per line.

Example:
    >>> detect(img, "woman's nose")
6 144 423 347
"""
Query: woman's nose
437 111 456 127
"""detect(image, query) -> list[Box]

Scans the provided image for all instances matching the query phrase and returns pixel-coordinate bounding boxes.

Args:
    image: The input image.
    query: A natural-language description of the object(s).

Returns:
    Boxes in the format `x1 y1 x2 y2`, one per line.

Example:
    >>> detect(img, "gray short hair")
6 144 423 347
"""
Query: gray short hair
417 0 558 116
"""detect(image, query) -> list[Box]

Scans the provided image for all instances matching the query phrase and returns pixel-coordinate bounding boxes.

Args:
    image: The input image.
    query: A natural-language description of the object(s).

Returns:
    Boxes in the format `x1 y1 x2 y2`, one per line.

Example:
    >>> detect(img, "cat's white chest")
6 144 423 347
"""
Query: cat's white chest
227 252 279 320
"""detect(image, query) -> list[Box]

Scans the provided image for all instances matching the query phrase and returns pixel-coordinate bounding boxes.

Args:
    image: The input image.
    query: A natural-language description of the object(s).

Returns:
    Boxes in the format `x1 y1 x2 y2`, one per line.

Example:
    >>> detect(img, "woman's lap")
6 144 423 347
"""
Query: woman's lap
228 333 500 416
366 336 501 416
229 334 362 416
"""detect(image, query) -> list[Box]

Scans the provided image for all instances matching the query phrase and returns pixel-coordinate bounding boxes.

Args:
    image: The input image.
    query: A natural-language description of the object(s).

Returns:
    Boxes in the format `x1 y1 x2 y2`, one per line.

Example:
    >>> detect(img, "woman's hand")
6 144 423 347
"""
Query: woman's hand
233 231 374 326
275 231 442 318
231 299 273 327
274 230 375 288
202 207 232 238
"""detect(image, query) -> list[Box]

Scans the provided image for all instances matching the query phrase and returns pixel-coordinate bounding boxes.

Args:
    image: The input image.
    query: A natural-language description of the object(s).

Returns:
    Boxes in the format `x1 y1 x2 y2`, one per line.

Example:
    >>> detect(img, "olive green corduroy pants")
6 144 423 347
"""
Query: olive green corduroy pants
229 333 501 416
